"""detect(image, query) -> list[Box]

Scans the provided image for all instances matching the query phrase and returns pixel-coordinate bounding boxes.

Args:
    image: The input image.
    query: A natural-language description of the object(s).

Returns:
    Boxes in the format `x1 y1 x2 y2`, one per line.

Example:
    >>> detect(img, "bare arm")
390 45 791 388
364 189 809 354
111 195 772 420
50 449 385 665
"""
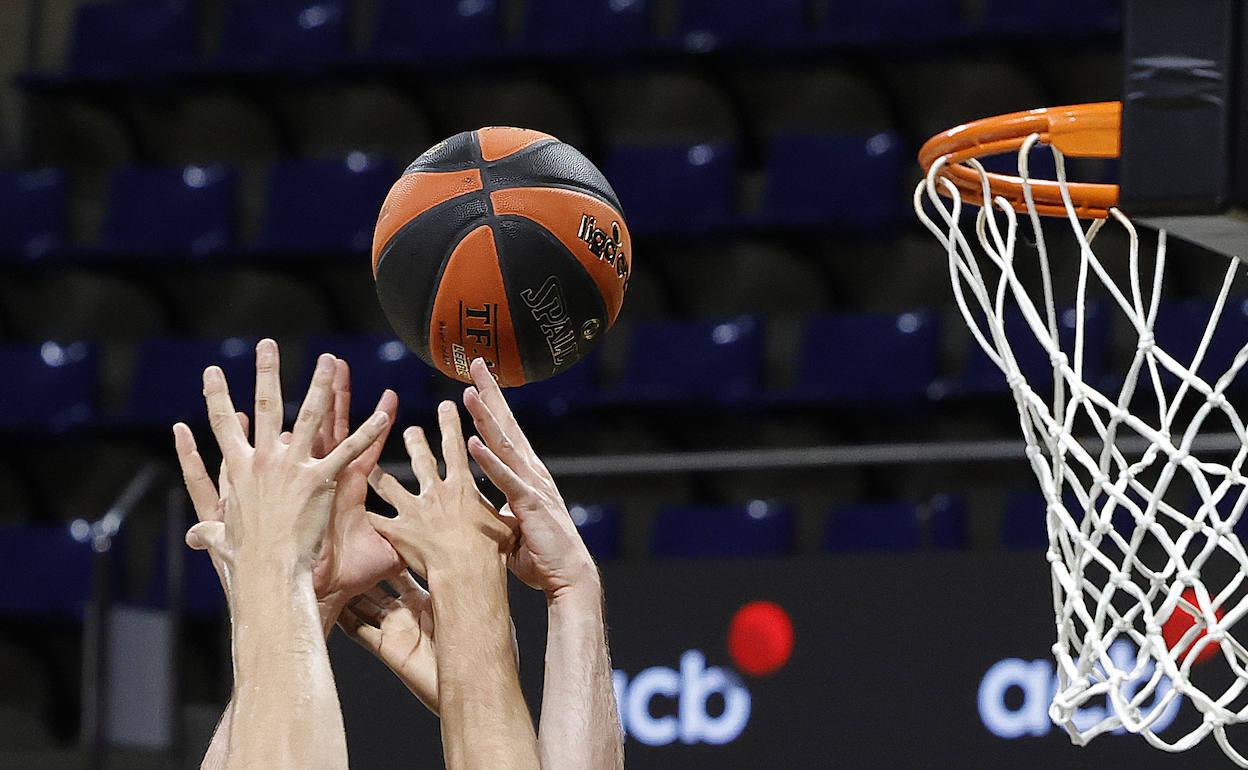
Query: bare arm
462 358 624 770
177 341 388 770
369 401 540 770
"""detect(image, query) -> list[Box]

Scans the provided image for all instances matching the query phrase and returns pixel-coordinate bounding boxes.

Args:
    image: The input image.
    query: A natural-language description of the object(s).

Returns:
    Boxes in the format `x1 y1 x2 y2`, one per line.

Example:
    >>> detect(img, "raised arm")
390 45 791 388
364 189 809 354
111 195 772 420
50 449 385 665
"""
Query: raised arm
175 358 404 769
368 401 540 770
462 358 624 770
174 340 389 770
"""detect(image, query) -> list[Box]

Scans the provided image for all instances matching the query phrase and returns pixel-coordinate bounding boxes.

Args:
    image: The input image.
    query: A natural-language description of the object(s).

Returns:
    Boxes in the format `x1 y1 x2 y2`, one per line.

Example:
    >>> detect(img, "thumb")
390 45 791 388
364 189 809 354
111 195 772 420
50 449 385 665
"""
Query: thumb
186 520 227 554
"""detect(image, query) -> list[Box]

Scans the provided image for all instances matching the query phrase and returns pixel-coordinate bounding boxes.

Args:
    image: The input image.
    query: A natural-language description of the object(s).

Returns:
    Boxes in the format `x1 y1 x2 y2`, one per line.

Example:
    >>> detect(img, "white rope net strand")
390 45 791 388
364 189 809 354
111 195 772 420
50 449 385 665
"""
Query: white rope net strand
915 135 1248 765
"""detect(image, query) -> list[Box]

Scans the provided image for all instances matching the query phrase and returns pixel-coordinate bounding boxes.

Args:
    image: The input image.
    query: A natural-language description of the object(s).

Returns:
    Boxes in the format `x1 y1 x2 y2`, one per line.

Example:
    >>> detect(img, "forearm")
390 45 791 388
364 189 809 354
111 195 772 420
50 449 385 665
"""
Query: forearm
539 576 623 770
226 559 348 770
430 557 540 770
203 600 341 770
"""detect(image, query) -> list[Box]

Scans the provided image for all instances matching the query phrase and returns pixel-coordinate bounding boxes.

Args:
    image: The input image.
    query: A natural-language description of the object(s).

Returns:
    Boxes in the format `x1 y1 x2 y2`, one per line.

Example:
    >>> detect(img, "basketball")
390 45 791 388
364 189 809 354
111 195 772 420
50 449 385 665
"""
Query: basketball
371 127 631 387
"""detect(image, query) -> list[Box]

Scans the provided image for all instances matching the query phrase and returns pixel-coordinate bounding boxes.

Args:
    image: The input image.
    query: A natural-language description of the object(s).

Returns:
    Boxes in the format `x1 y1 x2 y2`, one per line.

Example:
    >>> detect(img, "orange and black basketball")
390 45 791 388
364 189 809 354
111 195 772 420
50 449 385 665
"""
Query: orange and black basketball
371 127 631 387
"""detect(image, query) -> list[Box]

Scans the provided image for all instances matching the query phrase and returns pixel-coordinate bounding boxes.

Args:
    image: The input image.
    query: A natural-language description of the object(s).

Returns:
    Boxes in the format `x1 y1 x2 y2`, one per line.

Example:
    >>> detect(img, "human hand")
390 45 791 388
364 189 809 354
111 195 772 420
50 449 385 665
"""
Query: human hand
173 412 248 595
461 358 598 599
311 361 405 621
179 339 391 582
367 401 516 581
339 572 438 714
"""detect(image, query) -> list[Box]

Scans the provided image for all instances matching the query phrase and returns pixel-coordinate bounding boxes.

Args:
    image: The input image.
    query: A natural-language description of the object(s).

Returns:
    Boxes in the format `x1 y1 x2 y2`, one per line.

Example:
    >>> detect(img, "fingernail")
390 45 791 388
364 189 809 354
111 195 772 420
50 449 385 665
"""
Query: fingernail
369 411 388 427
438 400 455 415
257 338 276 355
464 386 478 400
467 435 482 450
367 467 382 485
203 366 223 385
316 353 335 374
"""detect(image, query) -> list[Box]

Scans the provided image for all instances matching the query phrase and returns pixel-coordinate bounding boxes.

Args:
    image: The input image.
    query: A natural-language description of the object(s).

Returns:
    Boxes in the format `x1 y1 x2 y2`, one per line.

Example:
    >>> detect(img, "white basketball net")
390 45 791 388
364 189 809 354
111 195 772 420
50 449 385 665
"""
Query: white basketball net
915 134 1248 763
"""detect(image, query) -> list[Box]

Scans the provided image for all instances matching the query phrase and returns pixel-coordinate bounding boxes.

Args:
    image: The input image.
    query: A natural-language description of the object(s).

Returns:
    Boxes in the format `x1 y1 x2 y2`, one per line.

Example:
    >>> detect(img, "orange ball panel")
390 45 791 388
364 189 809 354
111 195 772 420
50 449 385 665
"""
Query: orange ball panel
489 186 630 325
477 126 556 161
427 224 526 387
372 169 483 275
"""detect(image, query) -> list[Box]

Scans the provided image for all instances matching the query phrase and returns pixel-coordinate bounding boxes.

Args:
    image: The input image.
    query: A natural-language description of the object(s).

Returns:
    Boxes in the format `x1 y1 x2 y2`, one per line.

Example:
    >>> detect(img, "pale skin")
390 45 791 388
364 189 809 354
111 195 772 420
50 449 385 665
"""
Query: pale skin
462 358 624 770
369 401 541 770
171 340 390 770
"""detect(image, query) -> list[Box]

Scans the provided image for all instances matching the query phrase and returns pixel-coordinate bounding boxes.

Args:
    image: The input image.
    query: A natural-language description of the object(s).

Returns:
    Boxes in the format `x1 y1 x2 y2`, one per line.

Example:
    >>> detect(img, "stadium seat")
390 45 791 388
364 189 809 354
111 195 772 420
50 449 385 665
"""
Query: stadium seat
927 493 969 549
820 0 962 44
784 311 938 404
68 0 197 78
603 316 763 405
147 536 225 617
592 74 738 145
303 335 436 419
978 0 1121 35
0 526 94 617
652 501 794 557
1154 299 1248 391
426 79 588 148
1003 489 1120 549
133 95 283 167
570 504 621 559
665 241 829 317
279 85 433 161
218 0 349 71
371 0 500 61
601 143 737 234
505 352 600 419
256 155 397 255
126 337 256 426
758 132 904 229
0 342 96 431
735 67 894 136
0 170 66 261
520 0 652 54
952 303 1111 397
676 0 806 51
98 165 236 258
824 501 921 552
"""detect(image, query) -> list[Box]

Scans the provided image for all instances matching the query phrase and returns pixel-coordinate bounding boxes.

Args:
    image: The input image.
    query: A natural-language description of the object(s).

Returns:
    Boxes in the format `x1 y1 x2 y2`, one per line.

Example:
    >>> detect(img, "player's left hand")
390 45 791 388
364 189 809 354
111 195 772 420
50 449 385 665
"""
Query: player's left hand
462 358 599 599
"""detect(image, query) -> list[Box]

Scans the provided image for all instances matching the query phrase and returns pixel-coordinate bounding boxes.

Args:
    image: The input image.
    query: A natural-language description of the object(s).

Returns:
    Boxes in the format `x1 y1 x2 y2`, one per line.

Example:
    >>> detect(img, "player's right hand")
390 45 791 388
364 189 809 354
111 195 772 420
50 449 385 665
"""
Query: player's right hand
462 357 599 600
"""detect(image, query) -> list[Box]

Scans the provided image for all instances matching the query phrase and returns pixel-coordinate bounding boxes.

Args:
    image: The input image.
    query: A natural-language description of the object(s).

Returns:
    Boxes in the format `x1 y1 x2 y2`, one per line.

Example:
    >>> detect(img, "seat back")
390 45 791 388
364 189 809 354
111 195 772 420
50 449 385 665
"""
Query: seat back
652 502 794 557
0 342 97 430
101 165 236 256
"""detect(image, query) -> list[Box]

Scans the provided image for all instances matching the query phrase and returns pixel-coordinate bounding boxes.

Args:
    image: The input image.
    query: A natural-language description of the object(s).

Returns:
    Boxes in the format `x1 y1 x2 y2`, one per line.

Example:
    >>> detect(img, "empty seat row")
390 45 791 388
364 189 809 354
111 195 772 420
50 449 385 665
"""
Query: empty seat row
0 135 904 262
6 299 1248 431
57 0 1122 81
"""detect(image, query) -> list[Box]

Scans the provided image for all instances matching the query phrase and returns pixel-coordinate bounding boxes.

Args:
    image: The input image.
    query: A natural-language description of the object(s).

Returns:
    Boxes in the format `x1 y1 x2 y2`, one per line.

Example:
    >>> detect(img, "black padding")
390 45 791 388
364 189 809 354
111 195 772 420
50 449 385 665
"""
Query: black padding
405 130 479 173
494 216 608 383
485 141 625 214
374 194 489 367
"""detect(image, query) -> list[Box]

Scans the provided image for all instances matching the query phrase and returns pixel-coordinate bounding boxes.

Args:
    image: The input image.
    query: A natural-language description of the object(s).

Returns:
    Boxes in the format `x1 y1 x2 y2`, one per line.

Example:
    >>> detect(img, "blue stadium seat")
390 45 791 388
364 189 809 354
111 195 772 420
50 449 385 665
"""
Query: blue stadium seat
785 311 938 404
652 501 794 557
257 155 397 255
520 0 652 53
69 0 197 78
570 503 620 559
1154 299 1248 391
953 303 1110 397
820 0 962 44
371 0 500 61
218 0 349 71
978 0 1120 35
304 335 435 419
603 316 763 405
602 143 737 234
1003 489 1125 549
676 0 806 51
98 165 236 258
0 169 66 261
147 536 225 617
0 525 94 617
505 352 599 419
824 501 920 552
928 493 969 549
127 337 257 426
0 342 96 431
759 132 904 229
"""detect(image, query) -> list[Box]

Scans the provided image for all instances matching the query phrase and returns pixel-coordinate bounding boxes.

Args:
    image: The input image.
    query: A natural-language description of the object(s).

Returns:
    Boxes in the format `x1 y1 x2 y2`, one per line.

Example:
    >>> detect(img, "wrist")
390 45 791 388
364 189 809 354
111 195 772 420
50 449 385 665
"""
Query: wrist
549 571 603 615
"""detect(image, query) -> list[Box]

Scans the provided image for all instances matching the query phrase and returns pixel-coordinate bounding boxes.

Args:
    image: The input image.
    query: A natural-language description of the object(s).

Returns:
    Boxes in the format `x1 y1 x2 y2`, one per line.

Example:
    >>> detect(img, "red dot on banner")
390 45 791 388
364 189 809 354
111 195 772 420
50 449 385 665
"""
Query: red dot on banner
728 601 794 676
1162 587 1224 666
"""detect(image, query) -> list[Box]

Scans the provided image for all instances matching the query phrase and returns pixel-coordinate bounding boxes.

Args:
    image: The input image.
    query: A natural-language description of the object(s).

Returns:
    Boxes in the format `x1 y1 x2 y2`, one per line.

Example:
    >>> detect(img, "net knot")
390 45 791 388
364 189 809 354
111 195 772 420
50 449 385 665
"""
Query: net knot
1006 371 1027 390
1111 571 1131 588
1048 351 1069 370
1208 391 1229 410
1145 622 1162 637
1178 569 1199 585
1136 332 1155 352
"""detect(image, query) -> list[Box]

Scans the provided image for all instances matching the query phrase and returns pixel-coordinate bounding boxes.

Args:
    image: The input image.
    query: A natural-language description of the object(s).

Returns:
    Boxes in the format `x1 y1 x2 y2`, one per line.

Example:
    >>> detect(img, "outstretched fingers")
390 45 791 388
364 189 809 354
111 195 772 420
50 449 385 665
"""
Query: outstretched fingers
321 410 390 477
289 354 337 458
348 390 398 474
173 423 219 521
468 357 532 454
463 385 533 480
467 436 532 511
403 426 438 490
253 339 283 445
436 401 470 479
202 366 249 465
